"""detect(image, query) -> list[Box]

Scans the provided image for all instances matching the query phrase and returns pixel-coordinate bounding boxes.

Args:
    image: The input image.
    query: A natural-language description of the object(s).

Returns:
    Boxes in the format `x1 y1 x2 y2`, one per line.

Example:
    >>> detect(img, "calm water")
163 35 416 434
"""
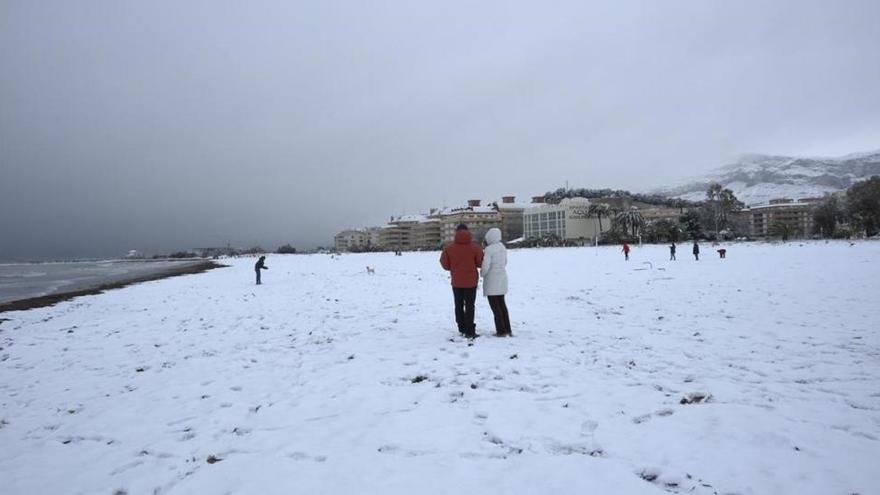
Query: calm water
0 260 205 304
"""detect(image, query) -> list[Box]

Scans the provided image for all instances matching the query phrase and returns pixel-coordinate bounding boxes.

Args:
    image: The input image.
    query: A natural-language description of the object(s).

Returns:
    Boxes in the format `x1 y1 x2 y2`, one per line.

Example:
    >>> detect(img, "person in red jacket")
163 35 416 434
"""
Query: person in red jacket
440 224 484 339
622 242 631 261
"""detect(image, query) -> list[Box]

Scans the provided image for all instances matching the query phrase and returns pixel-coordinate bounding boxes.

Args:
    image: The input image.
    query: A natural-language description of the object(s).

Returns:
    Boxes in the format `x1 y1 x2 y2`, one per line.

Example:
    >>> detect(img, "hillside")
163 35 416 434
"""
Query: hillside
656 150 880 205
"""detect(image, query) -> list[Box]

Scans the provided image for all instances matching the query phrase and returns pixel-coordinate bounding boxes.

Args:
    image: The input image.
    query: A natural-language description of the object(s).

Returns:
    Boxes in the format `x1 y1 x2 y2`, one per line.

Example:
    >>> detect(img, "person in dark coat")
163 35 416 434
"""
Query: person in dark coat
440 224 484 339
692 241 700 261
622 242 631 261
255 256 268 284
669 242 677 261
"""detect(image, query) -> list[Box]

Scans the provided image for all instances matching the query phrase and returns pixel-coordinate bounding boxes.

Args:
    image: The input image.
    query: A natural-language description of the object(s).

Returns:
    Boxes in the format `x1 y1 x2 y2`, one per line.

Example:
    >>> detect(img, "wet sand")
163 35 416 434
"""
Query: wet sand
0 260 221 313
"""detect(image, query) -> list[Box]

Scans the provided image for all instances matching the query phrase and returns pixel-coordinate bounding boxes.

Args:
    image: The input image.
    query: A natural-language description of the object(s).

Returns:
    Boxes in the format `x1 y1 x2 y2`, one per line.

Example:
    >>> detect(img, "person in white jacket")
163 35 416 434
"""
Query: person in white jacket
481 227 512 337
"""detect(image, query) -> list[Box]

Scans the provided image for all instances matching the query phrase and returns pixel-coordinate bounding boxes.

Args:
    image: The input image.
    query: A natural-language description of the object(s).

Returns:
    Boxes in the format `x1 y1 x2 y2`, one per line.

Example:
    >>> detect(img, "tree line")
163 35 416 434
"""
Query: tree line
812 176 880 238
541 175 880 243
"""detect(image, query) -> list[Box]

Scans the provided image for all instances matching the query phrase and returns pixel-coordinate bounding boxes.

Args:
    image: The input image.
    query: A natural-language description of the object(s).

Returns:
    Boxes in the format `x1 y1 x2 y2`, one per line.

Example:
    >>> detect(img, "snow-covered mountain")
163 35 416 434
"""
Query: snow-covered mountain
655 150 880 205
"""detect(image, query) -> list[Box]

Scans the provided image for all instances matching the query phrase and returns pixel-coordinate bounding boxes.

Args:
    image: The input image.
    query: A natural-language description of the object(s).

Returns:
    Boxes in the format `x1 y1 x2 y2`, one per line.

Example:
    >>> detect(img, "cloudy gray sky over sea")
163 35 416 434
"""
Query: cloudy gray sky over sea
2 0 879 259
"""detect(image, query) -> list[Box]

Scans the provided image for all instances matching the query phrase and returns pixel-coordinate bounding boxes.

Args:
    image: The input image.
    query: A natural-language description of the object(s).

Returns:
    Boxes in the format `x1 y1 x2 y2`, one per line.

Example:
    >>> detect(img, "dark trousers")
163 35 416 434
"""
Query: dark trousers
487 295 512 336
452 287 477 335
255 269 261 285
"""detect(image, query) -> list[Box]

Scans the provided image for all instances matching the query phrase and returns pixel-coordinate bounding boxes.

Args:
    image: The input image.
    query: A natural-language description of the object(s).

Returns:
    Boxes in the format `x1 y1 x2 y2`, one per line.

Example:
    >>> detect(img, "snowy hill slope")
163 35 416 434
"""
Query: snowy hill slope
1 244 878 494
656 150 880 205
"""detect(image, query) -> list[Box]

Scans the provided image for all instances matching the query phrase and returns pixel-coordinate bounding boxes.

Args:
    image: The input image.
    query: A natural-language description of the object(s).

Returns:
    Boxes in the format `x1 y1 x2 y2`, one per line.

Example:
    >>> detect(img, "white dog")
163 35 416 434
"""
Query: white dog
366 266 375 275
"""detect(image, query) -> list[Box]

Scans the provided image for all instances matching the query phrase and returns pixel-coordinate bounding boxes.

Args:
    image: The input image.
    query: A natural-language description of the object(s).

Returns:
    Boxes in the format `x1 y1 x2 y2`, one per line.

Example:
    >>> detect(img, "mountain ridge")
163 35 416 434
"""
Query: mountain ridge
654 149 880 205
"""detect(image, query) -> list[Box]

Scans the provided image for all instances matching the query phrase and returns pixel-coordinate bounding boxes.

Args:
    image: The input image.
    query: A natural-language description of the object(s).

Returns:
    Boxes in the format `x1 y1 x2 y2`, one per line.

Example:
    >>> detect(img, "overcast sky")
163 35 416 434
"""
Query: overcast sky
2 0 879 260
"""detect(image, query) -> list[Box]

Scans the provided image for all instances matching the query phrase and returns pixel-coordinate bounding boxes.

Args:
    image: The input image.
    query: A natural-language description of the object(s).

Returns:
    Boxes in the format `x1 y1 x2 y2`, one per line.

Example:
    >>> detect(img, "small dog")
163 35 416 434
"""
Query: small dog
717 249 727 259
366 266 375 275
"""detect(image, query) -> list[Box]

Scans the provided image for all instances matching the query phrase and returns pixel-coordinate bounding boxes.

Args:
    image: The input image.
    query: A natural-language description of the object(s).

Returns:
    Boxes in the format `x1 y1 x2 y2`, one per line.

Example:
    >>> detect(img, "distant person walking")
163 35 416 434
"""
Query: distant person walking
254 256 268 284
692 241 700 261
669 242 677 261
622 242 631 261
440 224 484 339
717 248 727 259
481 228 512 337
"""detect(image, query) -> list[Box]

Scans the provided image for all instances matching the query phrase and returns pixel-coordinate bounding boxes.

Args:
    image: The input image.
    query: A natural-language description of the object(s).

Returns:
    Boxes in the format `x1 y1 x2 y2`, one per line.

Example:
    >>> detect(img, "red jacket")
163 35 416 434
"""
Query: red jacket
440 230 484 288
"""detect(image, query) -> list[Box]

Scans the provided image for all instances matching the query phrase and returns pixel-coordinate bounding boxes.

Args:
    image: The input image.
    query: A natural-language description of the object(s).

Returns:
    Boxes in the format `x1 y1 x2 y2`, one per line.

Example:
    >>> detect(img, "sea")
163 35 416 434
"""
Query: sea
0 260 206 304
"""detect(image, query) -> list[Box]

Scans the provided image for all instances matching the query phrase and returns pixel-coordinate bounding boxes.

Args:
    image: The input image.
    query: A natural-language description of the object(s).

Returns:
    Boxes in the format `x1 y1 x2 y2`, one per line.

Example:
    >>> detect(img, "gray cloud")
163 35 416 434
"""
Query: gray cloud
2 0 879 260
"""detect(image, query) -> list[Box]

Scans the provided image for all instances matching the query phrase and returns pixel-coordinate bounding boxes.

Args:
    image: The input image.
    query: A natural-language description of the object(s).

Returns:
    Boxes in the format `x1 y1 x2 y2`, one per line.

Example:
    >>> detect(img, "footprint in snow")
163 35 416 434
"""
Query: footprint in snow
377 444 433 457
637 468 714 494
545 440 603 457
285 452 327 462
680 392 712 405
632 414 652 424
580 420 598 435
179 427 196 441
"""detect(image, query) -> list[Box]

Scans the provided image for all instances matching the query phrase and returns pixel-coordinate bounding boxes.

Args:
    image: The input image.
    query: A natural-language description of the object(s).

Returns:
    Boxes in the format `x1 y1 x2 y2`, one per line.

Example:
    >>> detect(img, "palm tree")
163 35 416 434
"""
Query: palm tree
705 183 743 236
614 210 645 239
588 203 611 239
706 183 724 235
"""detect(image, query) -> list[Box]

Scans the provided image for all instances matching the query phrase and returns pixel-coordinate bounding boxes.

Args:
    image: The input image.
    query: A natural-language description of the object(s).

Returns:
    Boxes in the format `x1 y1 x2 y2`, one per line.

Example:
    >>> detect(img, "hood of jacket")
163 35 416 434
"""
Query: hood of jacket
454 229 473 244
484 228 502 246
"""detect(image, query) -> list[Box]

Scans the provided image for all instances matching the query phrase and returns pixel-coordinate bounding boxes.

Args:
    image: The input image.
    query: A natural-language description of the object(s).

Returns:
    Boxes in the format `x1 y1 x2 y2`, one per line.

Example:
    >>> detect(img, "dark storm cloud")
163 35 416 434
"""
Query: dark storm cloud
2 0 879 260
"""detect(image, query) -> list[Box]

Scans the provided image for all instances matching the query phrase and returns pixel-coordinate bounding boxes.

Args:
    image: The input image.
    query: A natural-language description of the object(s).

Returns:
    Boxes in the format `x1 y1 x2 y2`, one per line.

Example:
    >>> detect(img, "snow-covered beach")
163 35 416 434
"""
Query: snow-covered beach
1 241 878 494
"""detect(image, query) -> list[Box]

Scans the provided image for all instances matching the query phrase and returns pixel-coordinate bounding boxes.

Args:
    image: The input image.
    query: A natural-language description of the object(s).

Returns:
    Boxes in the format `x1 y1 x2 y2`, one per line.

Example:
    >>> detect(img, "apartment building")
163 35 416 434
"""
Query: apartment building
412 217 442 250
334 229 371 252
334 227 382 252
742 198 819 238
438 200 502 244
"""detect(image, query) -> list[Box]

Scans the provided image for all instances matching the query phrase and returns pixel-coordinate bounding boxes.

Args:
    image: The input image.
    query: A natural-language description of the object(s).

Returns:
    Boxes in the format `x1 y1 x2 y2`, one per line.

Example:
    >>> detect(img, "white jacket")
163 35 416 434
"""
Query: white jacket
480 228 508 296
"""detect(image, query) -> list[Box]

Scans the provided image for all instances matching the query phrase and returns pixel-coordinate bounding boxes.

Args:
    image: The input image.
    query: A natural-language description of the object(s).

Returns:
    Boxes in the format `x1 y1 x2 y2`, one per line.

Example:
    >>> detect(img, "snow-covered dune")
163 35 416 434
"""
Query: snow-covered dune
1 242 878 494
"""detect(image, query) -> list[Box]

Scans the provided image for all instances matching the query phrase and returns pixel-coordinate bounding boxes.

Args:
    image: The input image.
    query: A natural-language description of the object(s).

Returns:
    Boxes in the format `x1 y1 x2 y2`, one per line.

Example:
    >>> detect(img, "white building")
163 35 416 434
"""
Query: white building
523 197 607 241
334 229 373 252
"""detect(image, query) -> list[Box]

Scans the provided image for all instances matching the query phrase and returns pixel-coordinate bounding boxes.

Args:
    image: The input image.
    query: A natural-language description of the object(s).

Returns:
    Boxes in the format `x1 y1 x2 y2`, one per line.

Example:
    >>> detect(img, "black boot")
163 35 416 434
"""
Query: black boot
464 324 478 339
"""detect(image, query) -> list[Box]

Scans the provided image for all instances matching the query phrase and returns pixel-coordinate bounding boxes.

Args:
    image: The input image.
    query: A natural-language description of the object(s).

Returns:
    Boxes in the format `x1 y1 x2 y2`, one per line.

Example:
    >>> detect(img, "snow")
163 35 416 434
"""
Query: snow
779 166 828 178
653 150 880 206
392 214 428 223
676 182 838 206
437 206 499 215
1 242 878 494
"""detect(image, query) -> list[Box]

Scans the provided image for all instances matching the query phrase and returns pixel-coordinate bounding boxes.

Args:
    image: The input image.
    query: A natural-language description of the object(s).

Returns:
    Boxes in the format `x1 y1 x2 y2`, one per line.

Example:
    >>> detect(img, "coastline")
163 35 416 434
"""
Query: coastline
0 260 222 313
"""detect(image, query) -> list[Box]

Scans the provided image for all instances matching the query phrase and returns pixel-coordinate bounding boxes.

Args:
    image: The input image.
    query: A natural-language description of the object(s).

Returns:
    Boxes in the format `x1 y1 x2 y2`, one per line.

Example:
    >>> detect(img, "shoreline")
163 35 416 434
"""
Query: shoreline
0 260 223 313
